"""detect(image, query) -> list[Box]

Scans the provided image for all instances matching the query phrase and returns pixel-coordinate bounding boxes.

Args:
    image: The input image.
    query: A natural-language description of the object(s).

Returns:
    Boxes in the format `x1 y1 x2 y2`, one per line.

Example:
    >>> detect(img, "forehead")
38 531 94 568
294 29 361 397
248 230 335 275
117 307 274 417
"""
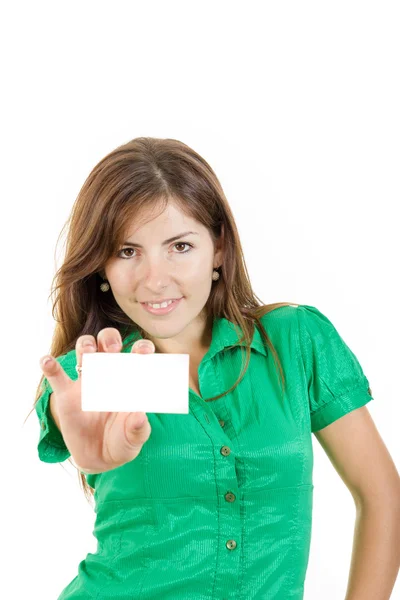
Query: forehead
125 200 202 238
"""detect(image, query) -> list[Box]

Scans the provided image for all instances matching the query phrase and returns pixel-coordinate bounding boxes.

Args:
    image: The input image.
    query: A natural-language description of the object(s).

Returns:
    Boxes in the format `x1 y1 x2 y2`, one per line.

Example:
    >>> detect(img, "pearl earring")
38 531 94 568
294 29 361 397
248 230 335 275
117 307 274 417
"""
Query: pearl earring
212 269 220 281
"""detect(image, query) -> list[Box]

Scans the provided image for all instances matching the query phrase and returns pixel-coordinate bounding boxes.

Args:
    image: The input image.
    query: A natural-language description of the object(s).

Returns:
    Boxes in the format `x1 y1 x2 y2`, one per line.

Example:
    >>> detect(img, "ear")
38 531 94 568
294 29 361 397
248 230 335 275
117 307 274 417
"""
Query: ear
214 223 224 268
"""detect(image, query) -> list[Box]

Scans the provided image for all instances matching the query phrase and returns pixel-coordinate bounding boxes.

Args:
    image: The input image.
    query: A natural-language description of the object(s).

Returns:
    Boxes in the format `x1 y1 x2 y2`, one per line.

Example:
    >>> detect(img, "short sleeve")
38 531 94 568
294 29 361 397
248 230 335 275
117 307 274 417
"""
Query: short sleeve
35 350 78 463
297 305 374 433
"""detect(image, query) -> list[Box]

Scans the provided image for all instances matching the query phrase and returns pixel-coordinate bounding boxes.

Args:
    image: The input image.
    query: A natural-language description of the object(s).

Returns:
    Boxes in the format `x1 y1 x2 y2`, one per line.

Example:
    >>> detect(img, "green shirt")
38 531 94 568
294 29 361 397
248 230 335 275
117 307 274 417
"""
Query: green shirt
35 304 373 599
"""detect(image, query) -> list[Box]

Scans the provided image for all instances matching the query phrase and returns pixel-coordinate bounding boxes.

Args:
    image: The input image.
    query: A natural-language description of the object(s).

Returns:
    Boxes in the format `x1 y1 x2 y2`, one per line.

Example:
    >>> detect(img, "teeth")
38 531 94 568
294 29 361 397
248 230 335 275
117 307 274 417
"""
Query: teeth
147 300 174 309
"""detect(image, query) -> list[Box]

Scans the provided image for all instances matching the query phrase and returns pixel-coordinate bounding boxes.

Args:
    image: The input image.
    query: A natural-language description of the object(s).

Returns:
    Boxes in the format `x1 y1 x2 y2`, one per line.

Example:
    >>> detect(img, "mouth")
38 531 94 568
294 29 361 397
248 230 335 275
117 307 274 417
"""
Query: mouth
140 297 181 304
140 297 183 315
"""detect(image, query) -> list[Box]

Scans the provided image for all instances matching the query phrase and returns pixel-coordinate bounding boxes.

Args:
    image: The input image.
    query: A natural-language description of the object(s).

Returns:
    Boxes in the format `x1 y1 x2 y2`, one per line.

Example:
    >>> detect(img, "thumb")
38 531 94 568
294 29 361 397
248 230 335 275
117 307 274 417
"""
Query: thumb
125 412 151 449
124 411 150 446
130 412 147 430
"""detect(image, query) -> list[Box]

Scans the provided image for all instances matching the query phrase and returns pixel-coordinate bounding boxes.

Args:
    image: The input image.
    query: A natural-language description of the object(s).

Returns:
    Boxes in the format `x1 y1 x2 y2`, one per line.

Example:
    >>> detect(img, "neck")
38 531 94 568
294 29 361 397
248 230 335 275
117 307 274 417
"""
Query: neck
147 312 213 357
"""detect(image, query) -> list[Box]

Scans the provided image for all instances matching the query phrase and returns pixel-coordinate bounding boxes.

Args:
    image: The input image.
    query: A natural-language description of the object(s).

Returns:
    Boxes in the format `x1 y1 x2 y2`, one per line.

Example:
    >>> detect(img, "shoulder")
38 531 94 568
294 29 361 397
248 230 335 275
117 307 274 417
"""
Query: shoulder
255 304 301 352
259 304 331 330
258 304 332 348
258 303 301 332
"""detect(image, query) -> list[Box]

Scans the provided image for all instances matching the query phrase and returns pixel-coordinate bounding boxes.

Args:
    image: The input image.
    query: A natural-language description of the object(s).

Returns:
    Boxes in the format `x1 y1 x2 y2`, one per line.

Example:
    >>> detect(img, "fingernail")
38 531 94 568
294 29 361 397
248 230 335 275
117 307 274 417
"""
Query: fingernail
106 340 121 350
133 412 146 429
136 340 152 349
40 356 53 368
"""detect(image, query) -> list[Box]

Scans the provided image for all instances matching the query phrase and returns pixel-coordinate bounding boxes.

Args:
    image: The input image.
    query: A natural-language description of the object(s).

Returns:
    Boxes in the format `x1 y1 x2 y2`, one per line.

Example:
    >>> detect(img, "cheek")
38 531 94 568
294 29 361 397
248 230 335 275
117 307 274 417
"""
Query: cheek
107 269 134 294
183 254 213 277
182 267 212 288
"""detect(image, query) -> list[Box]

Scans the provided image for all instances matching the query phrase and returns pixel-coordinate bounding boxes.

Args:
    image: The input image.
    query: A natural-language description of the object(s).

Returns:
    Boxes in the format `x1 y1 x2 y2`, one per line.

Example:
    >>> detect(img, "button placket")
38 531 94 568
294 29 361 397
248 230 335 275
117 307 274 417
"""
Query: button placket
215 441 240 598
188 361 242 597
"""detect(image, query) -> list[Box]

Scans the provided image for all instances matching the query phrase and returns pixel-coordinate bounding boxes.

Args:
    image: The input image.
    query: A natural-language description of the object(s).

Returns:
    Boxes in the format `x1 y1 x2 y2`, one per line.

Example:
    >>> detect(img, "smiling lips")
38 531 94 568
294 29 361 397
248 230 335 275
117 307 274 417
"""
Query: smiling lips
141 297 183 315
141 297 181 305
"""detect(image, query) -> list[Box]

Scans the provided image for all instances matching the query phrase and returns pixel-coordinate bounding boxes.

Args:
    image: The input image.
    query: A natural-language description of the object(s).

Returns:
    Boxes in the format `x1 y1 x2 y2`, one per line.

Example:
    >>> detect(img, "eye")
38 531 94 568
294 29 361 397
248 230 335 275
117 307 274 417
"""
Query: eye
117 242 194 259
173 242 193 253
118 247 136 259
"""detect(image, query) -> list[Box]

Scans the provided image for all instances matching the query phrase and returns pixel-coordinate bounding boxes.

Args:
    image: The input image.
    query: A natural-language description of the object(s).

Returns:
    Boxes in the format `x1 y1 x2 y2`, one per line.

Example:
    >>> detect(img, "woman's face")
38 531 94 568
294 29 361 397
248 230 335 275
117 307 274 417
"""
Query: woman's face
104 200 223 342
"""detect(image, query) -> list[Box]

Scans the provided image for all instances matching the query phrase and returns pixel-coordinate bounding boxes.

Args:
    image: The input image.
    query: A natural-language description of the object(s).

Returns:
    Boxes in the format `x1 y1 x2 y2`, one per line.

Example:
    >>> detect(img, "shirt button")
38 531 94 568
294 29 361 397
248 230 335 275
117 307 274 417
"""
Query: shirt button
218 419 225 427
41 421 46 430
220 446 231 456
225 492 236 503
226 539 237 550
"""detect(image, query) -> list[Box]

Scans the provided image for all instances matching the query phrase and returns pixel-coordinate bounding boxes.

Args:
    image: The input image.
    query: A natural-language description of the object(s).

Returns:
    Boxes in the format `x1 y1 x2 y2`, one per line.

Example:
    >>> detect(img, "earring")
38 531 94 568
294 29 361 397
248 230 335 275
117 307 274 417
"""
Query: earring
212 269 220 281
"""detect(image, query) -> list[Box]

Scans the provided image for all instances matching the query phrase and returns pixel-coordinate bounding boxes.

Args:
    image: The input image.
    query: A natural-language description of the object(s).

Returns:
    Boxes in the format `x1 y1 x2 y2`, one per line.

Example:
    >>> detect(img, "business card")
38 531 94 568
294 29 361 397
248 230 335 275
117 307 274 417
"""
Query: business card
81 351 190 413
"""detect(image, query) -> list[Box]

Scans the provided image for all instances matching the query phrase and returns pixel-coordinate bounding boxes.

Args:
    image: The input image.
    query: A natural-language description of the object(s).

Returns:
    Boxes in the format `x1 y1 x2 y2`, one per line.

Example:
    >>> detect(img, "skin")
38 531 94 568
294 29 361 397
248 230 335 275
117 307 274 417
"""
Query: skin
40 199 223 472
314 408 400 599
45 336 158 473
102 199 223 393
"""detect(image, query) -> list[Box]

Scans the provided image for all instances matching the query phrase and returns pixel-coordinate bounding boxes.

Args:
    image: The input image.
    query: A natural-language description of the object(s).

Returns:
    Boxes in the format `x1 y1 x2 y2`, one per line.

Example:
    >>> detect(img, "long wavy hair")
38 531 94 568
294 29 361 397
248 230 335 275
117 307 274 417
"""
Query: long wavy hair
26 137 298 503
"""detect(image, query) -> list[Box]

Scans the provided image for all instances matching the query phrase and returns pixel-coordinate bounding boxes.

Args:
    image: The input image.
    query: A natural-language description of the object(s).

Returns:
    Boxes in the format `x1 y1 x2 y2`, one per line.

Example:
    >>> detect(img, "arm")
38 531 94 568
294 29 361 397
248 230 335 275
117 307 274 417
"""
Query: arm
314 406 400 600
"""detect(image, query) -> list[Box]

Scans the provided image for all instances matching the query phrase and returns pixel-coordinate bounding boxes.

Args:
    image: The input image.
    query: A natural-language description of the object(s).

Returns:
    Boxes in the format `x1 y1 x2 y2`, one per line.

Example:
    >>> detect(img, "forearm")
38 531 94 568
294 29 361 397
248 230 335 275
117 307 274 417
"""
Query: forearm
344 497 400 600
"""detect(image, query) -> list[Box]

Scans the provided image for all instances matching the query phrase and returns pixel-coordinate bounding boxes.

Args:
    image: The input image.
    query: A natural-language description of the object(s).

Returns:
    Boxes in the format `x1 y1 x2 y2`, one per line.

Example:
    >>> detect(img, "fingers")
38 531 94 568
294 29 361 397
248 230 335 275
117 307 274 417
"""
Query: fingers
75 335 97 372
131 339 155 354
42 329 154 395
96 328 123 353
124 411 151 447
39 355 74 398
75 327 123 368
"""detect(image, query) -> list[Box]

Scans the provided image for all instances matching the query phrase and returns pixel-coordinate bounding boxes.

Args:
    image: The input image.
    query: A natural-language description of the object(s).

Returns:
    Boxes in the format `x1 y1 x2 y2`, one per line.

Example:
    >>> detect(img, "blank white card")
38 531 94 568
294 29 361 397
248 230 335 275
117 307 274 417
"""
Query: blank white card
81 352 190 413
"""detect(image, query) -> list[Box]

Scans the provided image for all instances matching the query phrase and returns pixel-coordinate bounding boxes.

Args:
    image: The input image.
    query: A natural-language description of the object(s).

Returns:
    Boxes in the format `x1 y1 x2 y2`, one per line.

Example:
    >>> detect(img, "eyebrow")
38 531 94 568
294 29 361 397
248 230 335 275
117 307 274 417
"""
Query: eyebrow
121 231 199 248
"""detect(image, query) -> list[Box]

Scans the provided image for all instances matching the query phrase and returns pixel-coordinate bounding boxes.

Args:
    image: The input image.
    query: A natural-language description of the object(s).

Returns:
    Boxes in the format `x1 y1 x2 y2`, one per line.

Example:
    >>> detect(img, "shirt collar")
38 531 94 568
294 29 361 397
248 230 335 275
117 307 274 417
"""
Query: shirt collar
203 316 267 362
123 316 267 361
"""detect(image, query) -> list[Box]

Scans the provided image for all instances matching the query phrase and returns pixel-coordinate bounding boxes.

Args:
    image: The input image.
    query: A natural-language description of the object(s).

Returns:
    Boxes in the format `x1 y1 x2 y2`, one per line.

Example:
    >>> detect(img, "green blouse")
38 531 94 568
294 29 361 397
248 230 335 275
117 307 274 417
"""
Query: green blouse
35 304 373 599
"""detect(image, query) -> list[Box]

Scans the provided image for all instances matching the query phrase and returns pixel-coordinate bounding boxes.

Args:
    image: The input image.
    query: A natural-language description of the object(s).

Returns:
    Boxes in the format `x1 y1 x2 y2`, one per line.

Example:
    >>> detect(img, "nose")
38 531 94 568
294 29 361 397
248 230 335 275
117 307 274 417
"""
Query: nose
140 256 172 290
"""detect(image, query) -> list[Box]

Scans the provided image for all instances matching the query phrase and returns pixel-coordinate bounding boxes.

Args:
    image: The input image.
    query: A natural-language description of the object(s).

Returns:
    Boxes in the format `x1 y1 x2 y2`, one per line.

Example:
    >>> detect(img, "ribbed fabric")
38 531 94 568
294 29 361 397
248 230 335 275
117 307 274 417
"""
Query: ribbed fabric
35 304 373 599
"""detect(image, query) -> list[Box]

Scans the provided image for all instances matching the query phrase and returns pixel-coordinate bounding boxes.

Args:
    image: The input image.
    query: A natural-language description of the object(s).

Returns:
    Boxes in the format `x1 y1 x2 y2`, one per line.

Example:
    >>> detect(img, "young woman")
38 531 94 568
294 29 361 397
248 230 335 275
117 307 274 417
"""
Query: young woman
30 137 400 599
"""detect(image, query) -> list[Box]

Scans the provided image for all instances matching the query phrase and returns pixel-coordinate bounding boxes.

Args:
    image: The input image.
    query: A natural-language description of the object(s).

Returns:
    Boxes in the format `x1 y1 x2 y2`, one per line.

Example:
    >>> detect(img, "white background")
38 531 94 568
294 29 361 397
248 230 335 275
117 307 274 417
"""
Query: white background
2 1 399 598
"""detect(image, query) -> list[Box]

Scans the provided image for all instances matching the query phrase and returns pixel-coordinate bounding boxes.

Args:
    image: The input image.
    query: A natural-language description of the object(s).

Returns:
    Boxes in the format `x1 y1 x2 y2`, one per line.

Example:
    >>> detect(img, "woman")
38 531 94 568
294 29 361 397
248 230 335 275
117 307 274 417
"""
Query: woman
29 137 400 599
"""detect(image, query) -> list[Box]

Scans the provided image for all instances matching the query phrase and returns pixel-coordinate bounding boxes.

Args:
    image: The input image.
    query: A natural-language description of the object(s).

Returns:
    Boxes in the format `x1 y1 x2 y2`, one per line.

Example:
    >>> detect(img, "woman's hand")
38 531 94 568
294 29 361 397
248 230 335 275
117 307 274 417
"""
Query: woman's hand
40 329 155 474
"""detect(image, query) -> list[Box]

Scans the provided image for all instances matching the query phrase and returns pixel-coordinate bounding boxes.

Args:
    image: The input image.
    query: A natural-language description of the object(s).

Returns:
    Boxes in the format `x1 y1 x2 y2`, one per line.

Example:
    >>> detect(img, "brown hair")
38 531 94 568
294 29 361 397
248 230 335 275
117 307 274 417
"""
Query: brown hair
26 137 298 504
